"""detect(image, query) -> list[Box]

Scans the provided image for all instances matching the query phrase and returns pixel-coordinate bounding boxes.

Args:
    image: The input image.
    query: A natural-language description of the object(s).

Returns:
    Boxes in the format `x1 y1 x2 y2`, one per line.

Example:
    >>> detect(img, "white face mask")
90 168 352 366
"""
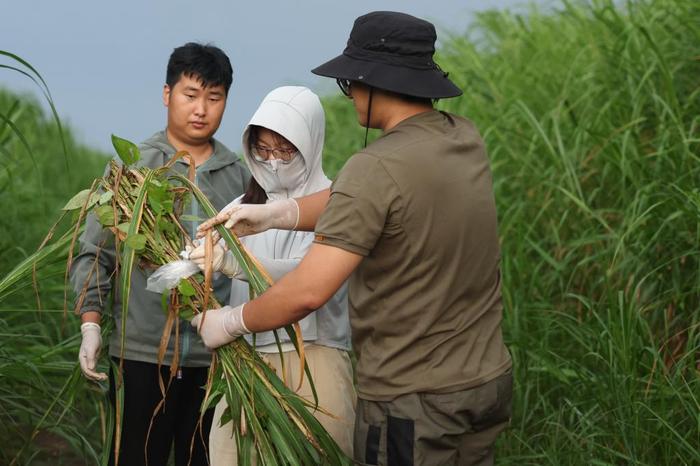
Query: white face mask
254 152 307 199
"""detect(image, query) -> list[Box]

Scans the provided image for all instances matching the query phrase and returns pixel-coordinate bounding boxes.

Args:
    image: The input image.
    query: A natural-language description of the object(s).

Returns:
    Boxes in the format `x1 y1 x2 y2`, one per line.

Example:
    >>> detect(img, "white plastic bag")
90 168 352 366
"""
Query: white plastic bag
146 260 201 293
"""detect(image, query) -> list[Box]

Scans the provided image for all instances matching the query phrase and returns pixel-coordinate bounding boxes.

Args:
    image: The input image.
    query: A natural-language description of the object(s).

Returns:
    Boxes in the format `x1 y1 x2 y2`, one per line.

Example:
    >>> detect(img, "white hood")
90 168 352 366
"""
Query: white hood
241 86 330 200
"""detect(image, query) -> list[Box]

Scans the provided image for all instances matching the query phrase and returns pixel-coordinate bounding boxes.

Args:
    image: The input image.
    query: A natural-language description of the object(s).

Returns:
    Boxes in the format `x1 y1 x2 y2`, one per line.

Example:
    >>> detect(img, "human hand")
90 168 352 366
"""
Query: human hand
196 199 299 239
190 304 250 349
187 242 241 278
79 322 108 381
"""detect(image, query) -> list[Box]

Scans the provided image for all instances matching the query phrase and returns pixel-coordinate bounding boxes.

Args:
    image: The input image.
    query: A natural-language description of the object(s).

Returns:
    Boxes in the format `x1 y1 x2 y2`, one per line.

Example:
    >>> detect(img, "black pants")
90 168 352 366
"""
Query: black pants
108 358 215 466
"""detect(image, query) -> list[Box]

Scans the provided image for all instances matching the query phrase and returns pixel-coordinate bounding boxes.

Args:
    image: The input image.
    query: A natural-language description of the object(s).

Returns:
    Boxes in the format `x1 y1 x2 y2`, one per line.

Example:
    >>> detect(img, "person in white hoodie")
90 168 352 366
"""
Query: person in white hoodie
190 86 355 462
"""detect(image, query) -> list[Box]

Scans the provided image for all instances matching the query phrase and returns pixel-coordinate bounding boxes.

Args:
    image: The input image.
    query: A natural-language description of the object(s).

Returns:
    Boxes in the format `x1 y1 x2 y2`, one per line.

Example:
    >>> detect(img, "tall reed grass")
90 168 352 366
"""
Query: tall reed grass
0 83 109 463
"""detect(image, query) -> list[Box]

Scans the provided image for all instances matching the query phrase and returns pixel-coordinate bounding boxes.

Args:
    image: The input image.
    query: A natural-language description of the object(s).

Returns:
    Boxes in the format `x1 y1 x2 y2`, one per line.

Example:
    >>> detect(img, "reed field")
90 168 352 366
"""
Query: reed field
1 0 698 464
0 84 109 464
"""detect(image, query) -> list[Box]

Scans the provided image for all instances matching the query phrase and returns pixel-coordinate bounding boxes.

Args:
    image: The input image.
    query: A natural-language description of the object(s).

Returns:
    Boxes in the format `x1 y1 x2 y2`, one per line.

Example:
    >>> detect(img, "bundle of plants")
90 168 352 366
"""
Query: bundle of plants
63 136 348 465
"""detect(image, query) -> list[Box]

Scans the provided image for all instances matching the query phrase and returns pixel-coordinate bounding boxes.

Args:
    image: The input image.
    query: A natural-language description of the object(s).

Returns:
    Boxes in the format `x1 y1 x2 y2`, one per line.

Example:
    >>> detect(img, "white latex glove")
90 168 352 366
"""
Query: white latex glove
190 304 250 349
187 242 241 278
79 322 108 381
196 198 299 238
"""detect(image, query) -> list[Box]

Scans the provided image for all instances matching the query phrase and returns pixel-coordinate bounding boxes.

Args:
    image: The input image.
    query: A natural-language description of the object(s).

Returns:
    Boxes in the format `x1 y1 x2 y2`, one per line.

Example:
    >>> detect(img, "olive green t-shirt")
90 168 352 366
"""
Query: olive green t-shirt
315 110 511 401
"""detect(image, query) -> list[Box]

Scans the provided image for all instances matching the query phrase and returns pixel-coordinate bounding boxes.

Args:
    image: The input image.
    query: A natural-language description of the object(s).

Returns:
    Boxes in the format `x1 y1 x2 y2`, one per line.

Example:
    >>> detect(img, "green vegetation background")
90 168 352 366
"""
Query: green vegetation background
1 0 698 464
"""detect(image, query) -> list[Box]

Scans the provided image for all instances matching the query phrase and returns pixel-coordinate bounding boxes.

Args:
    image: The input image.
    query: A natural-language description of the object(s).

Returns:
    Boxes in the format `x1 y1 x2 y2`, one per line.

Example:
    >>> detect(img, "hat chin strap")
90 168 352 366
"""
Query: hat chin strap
364 87 374 148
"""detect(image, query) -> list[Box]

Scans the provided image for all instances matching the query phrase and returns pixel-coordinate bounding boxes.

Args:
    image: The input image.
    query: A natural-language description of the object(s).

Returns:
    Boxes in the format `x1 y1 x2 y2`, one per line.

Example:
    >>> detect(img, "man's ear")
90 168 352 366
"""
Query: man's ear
162 84 171 107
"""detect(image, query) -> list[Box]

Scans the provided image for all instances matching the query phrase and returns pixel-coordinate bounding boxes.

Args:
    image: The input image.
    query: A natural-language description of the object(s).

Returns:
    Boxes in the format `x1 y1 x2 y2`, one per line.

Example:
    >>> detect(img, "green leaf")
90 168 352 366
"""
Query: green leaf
111 134 140 165
177 279 196 297
116 222 130 234
157 217 176 235
161 291 170 316
182 294 193 309
124 233 147 251
95 204 115 226
148 197 164 215
62 189 99 211
179 307 195 321
147 179 174 215
219 408 232 426
99 190 113 205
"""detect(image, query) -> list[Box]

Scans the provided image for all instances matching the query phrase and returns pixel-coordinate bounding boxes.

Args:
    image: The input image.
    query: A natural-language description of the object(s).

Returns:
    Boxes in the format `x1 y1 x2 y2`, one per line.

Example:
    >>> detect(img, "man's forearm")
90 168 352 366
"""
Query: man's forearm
295 189 330 231
241 242 362 332
242 271 316 332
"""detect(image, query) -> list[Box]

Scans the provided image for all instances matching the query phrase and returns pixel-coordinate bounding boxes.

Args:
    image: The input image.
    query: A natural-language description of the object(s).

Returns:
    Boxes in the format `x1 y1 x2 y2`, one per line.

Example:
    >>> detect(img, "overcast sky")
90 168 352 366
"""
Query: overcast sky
2 0 543 154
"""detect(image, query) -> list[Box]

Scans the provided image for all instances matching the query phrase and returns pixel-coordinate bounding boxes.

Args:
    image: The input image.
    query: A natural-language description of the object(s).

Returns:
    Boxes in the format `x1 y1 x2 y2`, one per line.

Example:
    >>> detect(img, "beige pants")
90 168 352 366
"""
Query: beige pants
209 344 356 465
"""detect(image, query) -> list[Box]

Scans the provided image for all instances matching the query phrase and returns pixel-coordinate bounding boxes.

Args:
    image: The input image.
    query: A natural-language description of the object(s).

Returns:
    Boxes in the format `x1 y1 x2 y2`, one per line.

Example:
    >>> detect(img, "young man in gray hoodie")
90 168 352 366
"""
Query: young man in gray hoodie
71 42 250 466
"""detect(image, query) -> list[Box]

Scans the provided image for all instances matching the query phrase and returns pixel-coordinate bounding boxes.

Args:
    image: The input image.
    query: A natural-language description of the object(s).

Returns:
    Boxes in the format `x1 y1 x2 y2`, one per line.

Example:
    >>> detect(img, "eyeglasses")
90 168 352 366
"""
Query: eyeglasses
252 145 298 162
336 78 352 97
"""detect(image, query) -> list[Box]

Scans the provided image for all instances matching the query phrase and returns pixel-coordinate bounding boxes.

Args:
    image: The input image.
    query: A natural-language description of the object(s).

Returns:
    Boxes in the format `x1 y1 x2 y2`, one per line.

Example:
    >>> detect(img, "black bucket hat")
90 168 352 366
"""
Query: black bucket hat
312 11 462 99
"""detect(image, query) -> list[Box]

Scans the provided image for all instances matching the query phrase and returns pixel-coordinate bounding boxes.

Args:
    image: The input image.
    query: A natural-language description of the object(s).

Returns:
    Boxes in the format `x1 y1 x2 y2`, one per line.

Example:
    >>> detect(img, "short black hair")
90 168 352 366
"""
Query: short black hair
166 42 233 94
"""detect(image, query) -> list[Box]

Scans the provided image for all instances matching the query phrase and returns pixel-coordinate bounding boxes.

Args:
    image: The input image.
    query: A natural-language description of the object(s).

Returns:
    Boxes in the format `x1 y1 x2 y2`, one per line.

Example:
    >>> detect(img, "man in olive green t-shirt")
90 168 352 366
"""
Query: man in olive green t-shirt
194 11 513 466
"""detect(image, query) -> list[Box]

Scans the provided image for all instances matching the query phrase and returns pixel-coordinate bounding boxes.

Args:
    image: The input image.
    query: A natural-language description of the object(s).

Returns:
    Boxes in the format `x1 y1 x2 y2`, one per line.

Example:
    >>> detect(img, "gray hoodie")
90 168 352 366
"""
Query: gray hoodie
70 131 250 367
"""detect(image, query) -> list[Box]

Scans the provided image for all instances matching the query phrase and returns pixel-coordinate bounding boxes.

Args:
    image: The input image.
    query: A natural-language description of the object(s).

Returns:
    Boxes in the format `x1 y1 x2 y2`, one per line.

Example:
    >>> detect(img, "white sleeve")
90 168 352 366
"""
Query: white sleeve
243 256 301 282
235 232 314 283
221 195 244 212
